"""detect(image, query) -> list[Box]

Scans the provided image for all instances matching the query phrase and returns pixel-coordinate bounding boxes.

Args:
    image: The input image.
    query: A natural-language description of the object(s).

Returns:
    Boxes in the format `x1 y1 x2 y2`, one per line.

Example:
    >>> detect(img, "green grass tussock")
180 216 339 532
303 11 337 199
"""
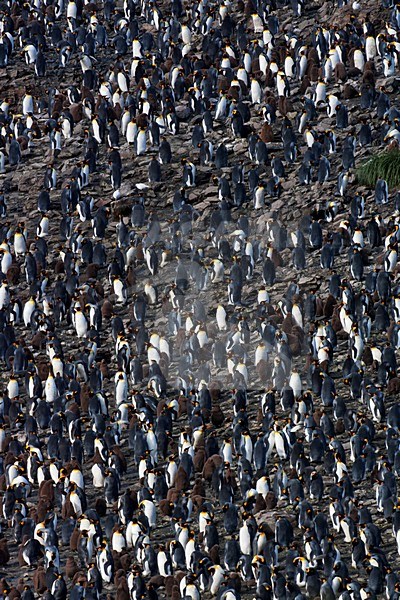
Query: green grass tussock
356 148 400 189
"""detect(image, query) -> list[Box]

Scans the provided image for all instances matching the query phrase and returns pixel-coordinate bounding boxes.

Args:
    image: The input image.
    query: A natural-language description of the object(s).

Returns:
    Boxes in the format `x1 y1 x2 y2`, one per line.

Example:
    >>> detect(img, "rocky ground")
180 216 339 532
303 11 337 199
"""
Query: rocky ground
0 0 400 598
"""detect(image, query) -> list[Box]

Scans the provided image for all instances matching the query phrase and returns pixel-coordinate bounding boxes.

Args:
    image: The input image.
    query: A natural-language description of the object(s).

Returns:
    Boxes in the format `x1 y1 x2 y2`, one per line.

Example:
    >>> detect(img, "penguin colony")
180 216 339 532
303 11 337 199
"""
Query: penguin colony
2 0 400 598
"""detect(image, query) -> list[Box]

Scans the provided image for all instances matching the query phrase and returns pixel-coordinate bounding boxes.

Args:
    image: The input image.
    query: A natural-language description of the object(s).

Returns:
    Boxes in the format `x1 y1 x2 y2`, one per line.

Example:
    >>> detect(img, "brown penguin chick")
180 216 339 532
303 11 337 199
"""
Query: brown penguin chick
66 401 81 417
85 263 99 280
0 539 9 565
92 447 105 466
288 328 305 357
14 578 26 594
159 499 174 517
342 83 358 99
347 47 357 68
28 506 38 523
171 585 181 600
79 383 91 413
128 414 140 430
134 241 144 263
363 60 375 74
227 84 240 101
111 552 122 571
228 572 242 592
278 96 293 116
266 244 283 268
94 497 108 517
101 299 113 319
136 112 149 129
256 359 273 385
174 466 189 492
253 494 266 514
99 359 110 380
32 565 47 593
362 68 375 86
315 295 324 318
334 419 345 435
156 399 167 417
3 451 16 469
113 103 122 120
31 120 42 140
69 103 83 123
323 295 337 318
177 394 188 417
306 47 319 64
53 94 67 113
36 499 52 523
31 331 46 350
159 357 169 378
309 64 320 82
259 122 274 143
263 66 275 87
387 376 400 395
54 259 65 274
169 571 184 585
202 454 222 480
72 571 87 586
69 526 80 551
251 54 262 74
65 556 79 579
37 361 50 381
45 3 56 19
331 305 343 333
111 445 127 472
259 521 275 540
191 477 206 498
174 327 187 353
276 45 287 65
126 265 136 287
209 381 221 403
164 575 176 597
264 491 277 509
334 62 347 82
348 504 360 524
299 75 311 94
347 65 362 78
208 544 220 565
0 428 9 453
190 495 205 513
313 408 323 426
193 448 205 473
6 265 20 284
17 135 29 151
361 346 373 366
222 464 238 490
211 404 224 428
244 0 256 16
148 575 165 588
264 91 276 107
113 570 126 589
281 313 296 335
38 479 54 503
166 488 180 504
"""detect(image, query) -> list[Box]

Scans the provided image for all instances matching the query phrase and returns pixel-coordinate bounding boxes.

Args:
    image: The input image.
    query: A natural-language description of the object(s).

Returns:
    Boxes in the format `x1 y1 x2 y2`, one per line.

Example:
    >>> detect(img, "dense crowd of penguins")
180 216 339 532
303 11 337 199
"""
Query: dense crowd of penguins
2 0 400 598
